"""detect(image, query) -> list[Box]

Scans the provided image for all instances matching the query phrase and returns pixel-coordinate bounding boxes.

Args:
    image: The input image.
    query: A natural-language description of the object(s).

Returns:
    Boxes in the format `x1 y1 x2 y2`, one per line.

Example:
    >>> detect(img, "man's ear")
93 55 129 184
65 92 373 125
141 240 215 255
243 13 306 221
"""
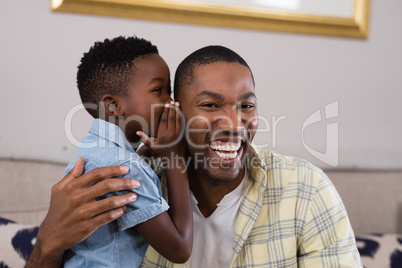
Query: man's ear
100 94 124 117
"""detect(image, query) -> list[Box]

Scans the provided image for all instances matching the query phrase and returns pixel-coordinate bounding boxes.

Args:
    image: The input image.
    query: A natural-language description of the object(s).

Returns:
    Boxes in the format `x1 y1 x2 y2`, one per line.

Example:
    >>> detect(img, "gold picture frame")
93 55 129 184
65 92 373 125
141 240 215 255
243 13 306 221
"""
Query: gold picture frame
51 0 370 39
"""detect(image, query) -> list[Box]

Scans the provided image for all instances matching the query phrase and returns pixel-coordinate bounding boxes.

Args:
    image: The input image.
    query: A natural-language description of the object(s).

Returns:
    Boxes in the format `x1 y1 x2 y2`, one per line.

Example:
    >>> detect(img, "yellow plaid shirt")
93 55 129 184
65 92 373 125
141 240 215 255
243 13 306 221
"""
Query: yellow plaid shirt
141 146 362 268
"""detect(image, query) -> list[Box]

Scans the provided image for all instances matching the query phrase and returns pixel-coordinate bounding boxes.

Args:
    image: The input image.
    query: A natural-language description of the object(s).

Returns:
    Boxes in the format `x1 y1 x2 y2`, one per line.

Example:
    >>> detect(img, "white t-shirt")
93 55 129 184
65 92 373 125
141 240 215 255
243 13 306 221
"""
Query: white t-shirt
187 175 247 268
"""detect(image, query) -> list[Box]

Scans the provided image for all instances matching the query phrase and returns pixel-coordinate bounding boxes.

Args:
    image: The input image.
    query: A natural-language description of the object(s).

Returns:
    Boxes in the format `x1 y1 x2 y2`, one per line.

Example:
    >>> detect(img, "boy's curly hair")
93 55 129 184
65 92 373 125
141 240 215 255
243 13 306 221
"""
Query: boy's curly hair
77 36 158 118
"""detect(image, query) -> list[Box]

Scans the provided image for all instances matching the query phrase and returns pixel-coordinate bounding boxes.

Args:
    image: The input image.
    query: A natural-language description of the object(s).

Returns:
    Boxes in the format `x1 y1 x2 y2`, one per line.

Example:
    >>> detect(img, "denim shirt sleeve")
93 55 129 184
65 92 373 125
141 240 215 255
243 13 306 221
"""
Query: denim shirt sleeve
105 157 169 231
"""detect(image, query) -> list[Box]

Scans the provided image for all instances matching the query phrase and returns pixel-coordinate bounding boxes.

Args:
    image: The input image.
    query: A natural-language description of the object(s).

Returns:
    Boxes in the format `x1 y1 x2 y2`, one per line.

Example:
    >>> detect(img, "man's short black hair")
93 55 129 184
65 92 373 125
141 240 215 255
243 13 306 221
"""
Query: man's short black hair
77 36 158 118
173 45 254 101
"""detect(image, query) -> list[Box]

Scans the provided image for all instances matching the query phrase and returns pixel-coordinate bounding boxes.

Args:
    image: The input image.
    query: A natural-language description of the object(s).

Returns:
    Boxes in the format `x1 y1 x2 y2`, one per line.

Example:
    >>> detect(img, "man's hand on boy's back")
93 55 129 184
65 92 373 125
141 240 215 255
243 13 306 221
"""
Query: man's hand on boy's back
25 157 140 268
137 101 185 158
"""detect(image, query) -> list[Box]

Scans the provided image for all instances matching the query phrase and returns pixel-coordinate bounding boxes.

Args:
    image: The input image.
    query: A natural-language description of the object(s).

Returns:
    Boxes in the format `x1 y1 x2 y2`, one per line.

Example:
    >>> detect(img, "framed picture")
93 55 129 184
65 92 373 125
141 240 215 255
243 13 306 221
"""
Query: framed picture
52 0 370 39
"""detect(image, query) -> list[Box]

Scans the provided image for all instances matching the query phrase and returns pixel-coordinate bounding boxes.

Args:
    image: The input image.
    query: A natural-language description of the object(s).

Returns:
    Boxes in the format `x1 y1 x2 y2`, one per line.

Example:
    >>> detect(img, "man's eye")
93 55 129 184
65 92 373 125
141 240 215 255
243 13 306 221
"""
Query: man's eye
201 103 218 108
240 104 255 109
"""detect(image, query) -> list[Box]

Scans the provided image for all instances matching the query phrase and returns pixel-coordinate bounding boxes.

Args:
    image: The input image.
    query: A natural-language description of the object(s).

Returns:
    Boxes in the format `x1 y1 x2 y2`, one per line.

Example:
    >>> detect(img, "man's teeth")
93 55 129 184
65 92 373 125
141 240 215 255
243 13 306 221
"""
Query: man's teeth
210 142 241 151
215 151 238 159
210 141 241 159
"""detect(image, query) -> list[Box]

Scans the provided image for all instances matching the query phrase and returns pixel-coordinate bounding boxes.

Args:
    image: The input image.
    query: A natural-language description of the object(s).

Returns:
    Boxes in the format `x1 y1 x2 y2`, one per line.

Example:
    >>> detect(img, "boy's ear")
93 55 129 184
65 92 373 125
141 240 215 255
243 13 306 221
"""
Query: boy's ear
101 94 124 117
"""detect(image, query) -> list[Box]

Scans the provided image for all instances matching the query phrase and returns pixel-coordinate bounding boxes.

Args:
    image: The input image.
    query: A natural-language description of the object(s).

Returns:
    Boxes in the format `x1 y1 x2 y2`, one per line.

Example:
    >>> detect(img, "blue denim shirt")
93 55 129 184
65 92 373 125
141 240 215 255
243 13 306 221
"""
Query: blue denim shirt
63 119 169 268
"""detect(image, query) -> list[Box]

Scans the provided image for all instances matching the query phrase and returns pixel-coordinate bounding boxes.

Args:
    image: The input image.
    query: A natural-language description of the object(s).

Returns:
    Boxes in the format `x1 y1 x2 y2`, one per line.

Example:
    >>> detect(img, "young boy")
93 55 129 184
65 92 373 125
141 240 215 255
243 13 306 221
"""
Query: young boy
62 36 193 267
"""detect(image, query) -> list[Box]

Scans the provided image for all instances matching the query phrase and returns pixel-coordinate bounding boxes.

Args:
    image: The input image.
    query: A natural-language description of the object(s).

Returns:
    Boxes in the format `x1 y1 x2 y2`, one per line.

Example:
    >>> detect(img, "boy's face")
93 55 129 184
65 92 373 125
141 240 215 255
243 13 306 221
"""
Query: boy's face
179 62 258 183
122 54 172 143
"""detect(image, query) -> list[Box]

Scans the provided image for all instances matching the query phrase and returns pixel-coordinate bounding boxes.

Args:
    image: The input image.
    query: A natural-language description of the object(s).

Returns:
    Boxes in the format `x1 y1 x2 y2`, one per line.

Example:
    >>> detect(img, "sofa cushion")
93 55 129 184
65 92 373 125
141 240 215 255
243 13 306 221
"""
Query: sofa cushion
0 217 38 268
0 214 401 268
355 233 402 268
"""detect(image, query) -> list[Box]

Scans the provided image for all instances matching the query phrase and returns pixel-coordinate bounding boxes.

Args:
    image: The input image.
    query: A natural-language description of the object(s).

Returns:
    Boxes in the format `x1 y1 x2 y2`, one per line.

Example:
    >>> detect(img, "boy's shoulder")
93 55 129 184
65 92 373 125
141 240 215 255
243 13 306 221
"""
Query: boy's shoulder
63 119 160 182
63 130 145 177
63 146 155 183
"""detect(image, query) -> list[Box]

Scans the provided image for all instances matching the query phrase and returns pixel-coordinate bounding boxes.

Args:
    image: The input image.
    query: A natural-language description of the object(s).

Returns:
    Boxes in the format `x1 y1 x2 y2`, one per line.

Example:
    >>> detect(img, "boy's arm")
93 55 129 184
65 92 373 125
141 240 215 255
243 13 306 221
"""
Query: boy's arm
25 158 140 268
135 163 192 263
135 101 193 263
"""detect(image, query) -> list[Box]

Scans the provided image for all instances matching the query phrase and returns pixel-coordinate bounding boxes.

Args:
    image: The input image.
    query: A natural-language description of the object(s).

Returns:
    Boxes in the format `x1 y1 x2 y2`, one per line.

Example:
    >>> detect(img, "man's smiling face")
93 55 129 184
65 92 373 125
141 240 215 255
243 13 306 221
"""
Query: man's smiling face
179 61 258 183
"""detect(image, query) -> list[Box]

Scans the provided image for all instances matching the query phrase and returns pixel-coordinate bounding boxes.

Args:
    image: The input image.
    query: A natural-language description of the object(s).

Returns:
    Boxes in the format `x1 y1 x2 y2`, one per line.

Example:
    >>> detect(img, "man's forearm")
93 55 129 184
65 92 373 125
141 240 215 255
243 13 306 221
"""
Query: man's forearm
25 240 63 268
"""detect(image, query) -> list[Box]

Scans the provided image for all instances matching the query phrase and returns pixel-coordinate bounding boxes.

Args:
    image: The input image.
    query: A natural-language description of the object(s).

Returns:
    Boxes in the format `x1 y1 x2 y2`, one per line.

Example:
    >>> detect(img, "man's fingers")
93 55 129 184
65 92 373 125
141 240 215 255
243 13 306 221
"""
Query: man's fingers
53 157 85 193
85 177 139 200
75 165 130 188
90 206 128 229
71 157 85 178
61 157 86 187
90 193 137 217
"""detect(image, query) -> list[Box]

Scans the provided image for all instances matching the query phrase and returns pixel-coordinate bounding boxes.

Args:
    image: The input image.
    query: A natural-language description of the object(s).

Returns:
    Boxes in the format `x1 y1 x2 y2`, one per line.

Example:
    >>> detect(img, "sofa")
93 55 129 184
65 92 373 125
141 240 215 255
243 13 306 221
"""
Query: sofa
1 158 401 267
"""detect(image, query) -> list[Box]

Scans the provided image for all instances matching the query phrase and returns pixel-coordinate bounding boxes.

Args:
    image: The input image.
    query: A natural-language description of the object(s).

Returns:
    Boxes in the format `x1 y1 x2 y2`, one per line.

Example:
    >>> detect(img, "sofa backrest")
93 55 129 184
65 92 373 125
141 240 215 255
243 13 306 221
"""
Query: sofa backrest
328 170 402 235
0 159 64 225
0 159 401 235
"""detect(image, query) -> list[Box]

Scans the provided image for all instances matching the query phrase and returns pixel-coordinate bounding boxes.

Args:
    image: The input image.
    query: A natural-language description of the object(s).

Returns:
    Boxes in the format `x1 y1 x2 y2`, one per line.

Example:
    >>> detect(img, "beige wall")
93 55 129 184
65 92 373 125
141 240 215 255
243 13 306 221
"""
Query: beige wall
0 0 401 169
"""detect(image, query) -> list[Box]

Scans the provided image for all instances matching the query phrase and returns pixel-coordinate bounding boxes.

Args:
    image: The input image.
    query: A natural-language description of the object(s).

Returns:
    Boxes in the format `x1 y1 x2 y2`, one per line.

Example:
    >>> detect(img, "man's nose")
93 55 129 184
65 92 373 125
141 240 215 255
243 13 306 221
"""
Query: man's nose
216 109 245 132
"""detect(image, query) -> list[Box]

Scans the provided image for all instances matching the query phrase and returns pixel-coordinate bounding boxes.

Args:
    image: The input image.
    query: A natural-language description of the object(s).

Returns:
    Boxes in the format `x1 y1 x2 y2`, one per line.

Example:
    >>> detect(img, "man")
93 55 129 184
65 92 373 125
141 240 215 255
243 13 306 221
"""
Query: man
26 46 362 267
